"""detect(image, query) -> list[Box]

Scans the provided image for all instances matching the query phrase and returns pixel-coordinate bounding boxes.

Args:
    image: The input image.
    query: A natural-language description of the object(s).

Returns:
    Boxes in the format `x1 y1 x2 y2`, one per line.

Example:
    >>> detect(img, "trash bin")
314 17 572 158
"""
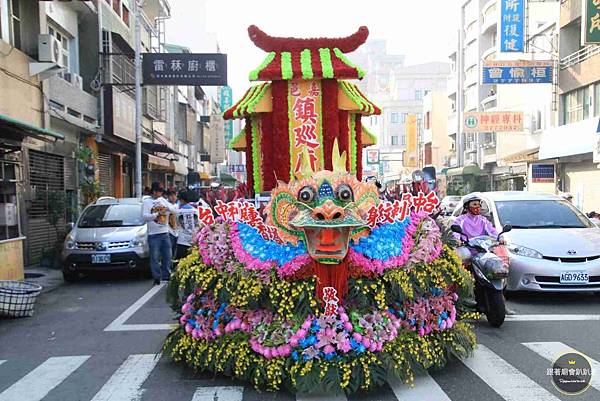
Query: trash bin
0 280 43 318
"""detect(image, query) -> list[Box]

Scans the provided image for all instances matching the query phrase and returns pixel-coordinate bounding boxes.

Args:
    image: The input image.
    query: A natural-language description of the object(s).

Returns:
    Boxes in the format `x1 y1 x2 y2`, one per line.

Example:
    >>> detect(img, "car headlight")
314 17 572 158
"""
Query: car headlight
65 234 75 249
130 238 145 247
508 244 543 259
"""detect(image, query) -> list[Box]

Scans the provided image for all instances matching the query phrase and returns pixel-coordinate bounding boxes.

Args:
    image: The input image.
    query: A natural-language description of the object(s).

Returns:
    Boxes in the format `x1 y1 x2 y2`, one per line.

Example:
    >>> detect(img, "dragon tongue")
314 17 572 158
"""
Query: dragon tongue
318 228 340 245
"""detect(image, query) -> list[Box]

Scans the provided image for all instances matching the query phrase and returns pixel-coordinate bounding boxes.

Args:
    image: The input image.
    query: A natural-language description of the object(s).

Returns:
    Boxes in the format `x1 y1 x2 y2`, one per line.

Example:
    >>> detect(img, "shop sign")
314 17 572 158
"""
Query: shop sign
288 80 323 176
366 149 379 164
463 111 524 132
531 164 555 183
209 115 225 164
220 86 234 145
482 60 553 84
142 53 227 86
583 0 600 44
500 0 525 52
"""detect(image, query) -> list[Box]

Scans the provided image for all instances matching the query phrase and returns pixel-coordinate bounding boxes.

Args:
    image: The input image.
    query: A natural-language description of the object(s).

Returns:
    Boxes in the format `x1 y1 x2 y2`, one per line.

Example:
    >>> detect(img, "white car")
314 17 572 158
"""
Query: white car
451 191 600 292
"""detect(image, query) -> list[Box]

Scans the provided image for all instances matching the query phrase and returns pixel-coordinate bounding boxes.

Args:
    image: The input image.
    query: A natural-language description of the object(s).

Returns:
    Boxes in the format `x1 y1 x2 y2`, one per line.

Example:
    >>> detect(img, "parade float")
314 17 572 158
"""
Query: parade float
164 26 476 394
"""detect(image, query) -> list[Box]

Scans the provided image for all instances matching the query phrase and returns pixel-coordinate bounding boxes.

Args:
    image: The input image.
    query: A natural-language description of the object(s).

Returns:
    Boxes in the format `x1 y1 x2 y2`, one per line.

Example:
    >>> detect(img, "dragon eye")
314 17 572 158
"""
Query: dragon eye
335 184 353 202
298 186 316 203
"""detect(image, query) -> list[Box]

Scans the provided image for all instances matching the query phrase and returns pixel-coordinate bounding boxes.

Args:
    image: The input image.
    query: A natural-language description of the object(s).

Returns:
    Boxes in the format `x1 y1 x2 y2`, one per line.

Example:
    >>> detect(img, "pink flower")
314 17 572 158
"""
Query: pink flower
185 324 193 334
353 333 363 342
343 322 353 331
323 345 335 355
290 338 299 347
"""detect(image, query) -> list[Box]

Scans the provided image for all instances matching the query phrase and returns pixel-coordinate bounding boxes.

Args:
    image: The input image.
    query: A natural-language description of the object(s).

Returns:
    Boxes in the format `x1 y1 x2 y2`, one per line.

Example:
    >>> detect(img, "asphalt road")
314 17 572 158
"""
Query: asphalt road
1 273 600 401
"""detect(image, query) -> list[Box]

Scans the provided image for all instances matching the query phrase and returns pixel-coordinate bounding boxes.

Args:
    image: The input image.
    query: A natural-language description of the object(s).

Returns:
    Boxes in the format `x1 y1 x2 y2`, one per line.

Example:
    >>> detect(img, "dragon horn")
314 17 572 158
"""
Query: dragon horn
332 138 347 174
294 148 315 180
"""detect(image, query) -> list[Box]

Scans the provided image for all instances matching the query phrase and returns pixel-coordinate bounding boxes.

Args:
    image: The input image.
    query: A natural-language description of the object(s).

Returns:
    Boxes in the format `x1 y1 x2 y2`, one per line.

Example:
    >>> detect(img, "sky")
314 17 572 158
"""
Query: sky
165 0 459 99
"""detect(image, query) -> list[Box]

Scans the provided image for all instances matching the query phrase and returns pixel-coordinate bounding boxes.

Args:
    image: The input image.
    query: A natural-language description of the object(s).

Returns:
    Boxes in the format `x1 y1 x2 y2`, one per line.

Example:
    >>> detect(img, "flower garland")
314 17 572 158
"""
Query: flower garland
249 51 276 81
281 51 293 80
319 48 334 79
300 49 313 79
250 116 262 194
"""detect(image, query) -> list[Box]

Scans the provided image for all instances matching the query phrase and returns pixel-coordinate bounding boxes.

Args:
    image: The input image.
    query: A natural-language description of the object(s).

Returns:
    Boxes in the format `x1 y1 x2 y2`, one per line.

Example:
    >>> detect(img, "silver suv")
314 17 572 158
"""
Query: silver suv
62 197 149 281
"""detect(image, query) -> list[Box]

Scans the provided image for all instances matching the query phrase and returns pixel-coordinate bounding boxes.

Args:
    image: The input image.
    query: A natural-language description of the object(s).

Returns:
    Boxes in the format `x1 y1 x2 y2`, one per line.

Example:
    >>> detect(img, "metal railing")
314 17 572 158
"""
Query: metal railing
560 45 600 69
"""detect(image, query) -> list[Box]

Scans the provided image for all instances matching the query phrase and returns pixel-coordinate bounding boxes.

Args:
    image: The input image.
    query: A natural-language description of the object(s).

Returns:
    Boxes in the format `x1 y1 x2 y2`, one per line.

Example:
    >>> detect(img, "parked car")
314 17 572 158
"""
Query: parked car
61 197 149 282
440 195 461 216
450 191 600 292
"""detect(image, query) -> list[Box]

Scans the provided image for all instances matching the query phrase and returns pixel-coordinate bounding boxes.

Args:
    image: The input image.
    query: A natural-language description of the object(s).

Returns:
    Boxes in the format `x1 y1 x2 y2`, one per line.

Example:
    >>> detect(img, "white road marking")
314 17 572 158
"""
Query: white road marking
0 355 90 401
104 283 175 331
0 360 5 367
91 354 161 401
191 386 244 401
505 314 600 322
388 373 451 401
523 342 600 390
296 392 347 401
461 344 561 401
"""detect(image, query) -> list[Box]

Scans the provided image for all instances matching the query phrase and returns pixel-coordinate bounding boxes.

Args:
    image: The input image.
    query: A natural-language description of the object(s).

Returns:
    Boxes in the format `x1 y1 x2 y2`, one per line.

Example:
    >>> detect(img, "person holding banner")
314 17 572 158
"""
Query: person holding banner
175 190 200 260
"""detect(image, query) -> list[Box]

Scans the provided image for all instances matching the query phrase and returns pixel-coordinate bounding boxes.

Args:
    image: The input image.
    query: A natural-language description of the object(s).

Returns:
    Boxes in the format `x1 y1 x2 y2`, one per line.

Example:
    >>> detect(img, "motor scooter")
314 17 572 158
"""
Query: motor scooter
450 224 512 327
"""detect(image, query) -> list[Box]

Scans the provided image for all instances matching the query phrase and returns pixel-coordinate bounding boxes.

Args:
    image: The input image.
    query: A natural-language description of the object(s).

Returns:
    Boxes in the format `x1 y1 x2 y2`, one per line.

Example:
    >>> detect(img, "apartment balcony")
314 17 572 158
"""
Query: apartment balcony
559 0 581 28
481 0 498 34
481 91 497 110
483 147 497 165
482 45 497 61
466 142 477 154
48 74 98 131
559 46 600 93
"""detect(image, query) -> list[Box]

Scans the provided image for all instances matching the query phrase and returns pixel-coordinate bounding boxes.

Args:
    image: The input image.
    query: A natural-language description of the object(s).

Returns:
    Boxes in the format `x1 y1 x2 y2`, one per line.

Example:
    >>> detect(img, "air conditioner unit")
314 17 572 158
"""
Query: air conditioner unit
70 73 83 90
38 34 61 64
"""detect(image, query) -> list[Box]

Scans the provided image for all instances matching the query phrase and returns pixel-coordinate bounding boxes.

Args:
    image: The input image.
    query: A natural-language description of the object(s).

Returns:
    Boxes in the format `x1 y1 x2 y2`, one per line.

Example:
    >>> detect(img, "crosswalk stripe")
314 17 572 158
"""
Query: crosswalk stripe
461 344 561 401
388 373 451 401
296 392 347 401
0 361 5 367
523 342 600 391
0 355 90 401
91 354 161 401
191 386 244 401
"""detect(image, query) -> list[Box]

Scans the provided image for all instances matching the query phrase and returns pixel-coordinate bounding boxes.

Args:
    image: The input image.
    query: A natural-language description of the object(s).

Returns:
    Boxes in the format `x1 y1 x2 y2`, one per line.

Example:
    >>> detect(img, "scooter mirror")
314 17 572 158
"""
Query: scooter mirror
501 224 512 233
450 224 463 234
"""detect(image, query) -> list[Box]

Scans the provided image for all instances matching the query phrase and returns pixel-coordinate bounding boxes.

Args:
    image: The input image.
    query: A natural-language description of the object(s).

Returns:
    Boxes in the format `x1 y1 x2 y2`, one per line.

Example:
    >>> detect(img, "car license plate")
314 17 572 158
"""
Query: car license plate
92 254 111 264
559 271 589 284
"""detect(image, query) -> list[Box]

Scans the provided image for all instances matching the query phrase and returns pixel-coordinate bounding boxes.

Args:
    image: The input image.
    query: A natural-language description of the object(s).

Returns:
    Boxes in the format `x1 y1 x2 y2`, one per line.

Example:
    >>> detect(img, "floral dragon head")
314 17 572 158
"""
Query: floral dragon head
266 141 379 264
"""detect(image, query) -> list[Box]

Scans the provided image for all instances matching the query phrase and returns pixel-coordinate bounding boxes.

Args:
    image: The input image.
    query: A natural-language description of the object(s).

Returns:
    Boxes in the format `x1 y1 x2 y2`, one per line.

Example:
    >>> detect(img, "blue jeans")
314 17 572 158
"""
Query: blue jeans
148 233 172 280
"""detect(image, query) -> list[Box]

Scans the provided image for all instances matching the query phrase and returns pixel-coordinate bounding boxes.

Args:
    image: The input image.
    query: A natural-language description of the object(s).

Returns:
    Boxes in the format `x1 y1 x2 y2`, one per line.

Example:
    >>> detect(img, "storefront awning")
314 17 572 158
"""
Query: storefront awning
0 114 64 142
142 142 178 155
502 147 539 164
539 117 600 160
445 164 486 177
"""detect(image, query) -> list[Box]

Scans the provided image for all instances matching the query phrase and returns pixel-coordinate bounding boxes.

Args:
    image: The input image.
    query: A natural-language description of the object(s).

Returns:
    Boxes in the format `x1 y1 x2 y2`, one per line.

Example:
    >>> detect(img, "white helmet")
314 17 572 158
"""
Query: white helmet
462 193 481 209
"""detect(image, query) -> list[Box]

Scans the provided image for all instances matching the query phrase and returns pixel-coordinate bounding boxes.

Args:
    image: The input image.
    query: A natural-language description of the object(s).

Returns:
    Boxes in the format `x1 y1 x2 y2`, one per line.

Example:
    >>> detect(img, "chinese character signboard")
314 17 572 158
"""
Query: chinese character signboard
219 86 234 145
366 149 379 164
289 80 323 176
500 0 524 52
405 114 418 167
463 111 524 133
209 114 225 163
531 164 555 183
227 164 246 173
482 60 553 84
584 0 600 44
142 53 227 86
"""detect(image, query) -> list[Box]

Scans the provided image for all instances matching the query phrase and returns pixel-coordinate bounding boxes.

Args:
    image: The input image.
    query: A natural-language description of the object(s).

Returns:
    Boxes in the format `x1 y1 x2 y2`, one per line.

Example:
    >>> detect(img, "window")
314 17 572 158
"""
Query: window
48 23 70 70
424 112 431 130
122 4 130 26
495 200 591 228
391 136 398 146
112 0 122 16
9 0 21 49
595 83 600 117
415 89 422 100
564 87 589 124
391 112 399 123
400 135 406 146
401 113 407 123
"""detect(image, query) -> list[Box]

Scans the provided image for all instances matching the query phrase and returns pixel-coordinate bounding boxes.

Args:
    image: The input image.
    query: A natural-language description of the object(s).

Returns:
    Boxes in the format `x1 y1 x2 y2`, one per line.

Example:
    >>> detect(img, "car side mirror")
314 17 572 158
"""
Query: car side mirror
450 224 463 234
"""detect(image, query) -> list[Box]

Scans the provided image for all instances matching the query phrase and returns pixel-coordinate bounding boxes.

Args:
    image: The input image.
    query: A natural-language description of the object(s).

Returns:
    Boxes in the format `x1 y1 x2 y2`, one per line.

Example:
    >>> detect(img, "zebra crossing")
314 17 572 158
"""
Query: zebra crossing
0 342 598 401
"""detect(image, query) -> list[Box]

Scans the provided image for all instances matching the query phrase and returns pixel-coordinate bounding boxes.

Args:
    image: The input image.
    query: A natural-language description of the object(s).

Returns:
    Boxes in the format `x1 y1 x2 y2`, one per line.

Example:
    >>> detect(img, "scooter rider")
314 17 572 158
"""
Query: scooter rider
453 194 504 244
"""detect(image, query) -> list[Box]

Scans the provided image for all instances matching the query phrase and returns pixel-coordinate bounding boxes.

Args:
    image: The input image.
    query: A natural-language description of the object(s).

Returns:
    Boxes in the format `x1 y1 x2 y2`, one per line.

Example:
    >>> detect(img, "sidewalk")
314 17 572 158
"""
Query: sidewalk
23 266 63 293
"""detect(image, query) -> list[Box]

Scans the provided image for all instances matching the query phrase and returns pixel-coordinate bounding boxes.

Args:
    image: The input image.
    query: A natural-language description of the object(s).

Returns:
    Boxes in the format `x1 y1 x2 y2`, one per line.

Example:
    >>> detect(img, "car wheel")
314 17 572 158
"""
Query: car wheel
62 270 80 283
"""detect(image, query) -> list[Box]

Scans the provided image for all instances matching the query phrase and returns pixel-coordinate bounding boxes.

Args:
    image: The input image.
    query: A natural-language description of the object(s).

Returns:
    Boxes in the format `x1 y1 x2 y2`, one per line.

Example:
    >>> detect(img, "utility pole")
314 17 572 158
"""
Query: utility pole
133 0 143 197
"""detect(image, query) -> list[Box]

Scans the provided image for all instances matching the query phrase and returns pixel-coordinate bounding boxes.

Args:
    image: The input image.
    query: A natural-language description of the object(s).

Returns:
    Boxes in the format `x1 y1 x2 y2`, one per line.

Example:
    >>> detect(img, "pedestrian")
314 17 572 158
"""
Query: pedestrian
143 182 177 285
166 189 179 258
175 190 200 260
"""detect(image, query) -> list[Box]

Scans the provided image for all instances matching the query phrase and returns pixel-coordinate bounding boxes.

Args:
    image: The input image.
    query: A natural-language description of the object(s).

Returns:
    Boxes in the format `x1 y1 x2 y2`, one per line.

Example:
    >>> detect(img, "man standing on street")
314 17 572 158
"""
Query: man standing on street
143 182 177 285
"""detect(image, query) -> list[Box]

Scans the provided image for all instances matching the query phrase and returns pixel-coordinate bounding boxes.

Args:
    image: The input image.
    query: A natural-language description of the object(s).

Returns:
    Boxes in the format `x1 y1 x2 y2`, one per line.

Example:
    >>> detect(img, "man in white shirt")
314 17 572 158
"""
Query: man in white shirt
143 182 177 285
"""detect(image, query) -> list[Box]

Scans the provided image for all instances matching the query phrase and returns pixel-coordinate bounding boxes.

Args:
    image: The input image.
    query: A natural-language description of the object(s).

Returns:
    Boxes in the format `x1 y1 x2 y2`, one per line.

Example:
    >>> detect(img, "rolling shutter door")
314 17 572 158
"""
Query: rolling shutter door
27 150 65 264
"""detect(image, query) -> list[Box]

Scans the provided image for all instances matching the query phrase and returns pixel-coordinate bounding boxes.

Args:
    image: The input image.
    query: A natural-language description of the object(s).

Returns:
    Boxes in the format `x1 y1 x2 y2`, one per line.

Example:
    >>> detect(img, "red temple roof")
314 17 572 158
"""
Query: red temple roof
247 26 369 81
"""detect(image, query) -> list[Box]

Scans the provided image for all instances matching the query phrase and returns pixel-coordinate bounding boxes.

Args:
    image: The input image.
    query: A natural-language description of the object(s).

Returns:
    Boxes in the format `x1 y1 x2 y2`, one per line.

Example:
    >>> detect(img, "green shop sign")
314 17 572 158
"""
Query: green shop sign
584 0 600 44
